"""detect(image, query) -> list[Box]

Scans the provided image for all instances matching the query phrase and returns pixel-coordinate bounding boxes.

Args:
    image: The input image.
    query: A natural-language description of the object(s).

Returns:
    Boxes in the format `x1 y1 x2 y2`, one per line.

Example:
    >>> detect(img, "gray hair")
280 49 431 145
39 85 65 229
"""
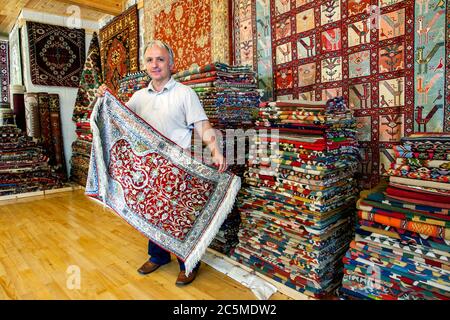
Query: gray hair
144 40 175 66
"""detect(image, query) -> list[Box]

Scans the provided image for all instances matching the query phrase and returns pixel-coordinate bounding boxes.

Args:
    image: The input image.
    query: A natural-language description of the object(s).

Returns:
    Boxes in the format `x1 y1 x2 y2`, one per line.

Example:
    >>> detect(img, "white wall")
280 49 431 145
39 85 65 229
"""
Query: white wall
17 9 100 176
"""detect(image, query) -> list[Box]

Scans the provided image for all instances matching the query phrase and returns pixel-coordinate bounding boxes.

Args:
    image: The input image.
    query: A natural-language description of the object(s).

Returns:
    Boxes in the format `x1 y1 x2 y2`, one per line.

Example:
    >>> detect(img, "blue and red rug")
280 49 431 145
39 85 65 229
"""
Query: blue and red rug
86 91 241 275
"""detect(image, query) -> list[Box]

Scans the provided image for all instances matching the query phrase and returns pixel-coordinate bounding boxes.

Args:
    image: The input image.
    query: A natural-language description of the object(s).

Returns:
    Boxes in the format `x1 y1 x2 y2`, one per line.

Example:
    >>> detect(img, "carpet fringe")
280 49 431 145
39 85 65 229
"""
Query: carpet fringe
184 174 241 276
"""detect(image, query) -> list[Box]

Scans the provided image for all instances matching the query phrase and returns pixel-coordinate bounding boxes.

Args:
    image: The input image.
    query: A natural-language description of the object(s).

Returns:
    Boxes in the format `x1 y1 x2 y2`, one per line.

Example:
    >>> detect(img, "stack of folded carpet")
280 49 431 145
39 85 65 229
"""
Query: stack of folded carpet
174 63 260 255
341 133 450 300
70 33 102 186
388 133 449 185
232 97 360 298
0 122 65 196
70 139 92 186
174 62 259 128
117 71 150 104
199 128 248 254
22 92 67 181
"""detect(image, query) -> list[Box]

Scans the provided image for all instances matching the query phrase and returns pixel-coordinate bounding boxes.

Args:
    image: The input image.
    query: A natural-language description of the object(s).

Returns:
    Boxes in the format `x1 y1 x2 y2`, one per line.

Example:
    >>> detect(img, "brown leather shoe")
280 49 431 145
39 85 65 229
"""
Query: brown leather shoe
175 268 199 286
137 261 161 275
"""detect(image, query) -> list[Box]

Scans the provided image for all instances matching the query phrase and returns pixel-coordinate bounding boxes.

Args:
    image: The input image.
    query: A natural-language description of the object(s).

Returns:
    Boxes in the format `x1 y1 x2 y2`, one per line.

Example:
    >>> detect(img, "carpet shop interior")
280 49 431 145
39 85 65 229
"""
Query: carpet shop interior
0 0 449 301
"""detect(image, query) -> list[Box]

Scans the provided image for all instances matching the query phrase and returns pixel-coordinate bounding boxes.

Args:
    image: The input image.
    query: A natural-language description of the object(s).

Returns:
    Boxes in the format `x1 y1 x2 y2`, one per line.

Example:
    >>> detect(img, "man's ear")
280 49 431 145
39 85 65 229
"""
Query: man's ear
170 63 175 74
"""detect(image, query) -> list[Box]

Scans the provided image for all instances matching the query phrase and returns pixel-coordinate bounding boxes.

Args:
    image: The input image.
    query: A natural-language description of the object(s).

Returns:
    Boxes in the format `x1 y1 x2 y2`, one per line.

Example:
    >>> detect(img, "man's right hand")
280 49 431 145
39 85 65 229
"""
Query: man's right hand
96 84 108 97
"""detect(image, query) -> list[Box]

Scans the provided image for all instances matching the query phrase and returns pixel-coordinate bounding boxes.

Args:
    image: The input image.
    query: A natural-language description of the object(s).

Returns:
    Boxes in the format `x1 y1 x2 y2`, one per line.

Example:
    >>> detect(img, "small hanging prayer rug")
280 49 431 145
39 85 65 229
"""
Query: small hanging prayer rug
27 21 85 87
86 91 241 275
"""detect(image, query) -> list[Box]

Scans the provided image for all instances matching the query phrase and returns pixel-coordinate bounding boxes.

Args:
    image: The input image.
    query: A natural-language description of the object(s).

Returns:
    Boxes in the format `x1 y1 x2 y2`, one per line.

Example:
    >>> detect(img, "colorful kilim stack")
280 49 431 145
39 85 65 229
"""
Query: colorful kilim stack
341 133 450 300
232 97 360 298
117 71 150 104
174 62 259 128
174 63 260 255
26 21 85 87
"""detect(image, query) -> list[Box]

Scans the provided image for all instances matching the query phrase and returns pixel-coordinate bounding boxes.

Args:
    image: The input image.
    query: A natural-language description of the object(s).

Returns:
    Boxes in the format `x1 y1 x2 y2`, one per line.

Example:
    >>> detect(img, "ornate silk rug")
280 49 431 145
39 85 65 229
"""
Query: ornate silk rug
99 5 139 94
86 91 241 275
144 0 230 72
0 40 9 104
27 21 85 87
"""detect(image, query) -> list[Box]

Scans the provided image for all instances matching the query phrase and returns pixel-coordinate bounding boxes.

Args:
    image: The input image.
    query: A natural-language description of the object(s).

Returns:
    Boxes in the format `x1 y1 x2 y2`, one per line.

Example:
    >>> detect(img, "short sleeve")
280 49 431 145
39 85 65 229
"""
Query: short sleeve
184 87 208 127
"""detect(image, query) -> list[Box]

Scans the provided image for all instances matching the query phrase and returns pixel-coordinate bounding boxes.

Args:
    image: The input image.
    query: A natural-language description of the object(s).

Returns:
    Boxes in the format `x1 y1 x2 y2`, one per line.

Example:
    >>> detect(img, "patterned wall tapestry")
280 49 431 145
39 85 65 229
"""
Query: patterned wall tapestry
233 0 274 100
233 0 257 67
414 0 448 134
27 21 85 87
269 0 449 188
8 25 22 87
255 0 275 100
0 40 9 104
143 0 230 72
99 5 139 94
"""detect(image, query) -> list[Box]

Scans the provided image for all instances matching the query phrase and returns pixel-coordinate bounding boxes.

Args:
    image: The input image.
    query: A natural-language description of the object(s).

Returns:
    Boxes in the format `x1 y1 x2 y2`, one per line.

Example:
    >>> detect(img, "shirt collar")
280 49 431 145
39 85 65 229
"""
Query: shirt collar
147 77 176 93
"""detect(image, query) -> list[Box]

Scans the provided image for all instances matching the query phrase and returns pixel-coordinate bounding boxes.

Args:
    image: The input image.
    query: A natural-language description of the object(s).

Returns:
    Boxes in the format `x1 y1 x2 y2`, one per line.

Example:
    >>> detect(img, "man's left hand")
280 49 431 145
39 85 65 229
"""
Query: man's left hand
212 153 227 173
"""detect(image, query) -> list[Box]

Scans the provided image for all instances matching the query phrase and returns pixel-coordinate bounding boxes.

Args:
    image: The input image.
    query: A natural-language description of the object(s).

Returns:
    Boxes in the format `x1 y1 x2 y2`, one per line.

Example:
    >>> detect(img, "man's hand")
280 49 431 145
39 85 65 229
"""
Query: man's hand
96 84 108 97
212 151 227 173
194 120 229 173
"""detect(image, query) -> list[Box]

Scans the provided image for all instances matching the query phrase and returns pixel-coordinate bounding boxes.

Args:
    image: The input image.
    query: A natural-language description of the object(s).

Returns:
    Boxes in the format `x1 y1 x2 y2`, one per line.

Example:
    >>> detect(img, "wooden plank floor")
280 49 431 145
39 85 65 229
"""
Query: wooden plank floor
0 190 290 300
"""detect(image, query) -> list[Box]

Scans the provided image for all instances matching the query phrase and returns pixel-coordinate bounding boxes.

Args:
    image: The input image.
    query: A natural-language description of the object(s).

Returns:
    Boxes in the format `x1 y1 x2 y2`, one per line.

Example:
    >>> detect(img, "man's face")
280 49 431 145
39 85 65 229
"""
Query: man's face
144 45 173 83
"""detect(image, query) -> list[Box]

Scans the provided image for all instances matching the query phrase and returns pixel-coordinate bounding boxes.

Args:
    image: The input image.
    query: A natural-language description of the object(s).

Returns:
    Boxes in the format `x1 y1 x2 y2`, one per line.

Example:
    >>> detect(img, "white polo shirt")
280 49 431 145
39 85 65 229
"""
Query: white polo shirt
126 77 208 149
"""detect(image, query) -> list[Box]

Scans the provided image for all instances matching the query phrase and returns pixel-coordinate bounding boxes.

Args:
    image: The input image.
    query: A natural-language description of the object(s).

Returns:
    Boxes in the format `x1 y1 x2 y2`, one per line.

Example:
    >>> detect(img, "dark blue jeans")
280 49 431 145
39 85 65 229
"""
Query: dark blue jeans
148 240 200 271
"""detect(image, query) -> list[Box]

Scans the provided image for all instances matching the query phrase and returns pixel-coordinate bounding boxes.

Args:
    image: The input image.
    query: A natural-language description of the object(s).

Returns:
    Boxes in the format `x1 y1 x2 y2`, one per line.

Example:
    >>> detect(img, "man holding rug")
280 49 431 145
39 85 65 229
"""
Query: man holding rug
97 40 227 285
